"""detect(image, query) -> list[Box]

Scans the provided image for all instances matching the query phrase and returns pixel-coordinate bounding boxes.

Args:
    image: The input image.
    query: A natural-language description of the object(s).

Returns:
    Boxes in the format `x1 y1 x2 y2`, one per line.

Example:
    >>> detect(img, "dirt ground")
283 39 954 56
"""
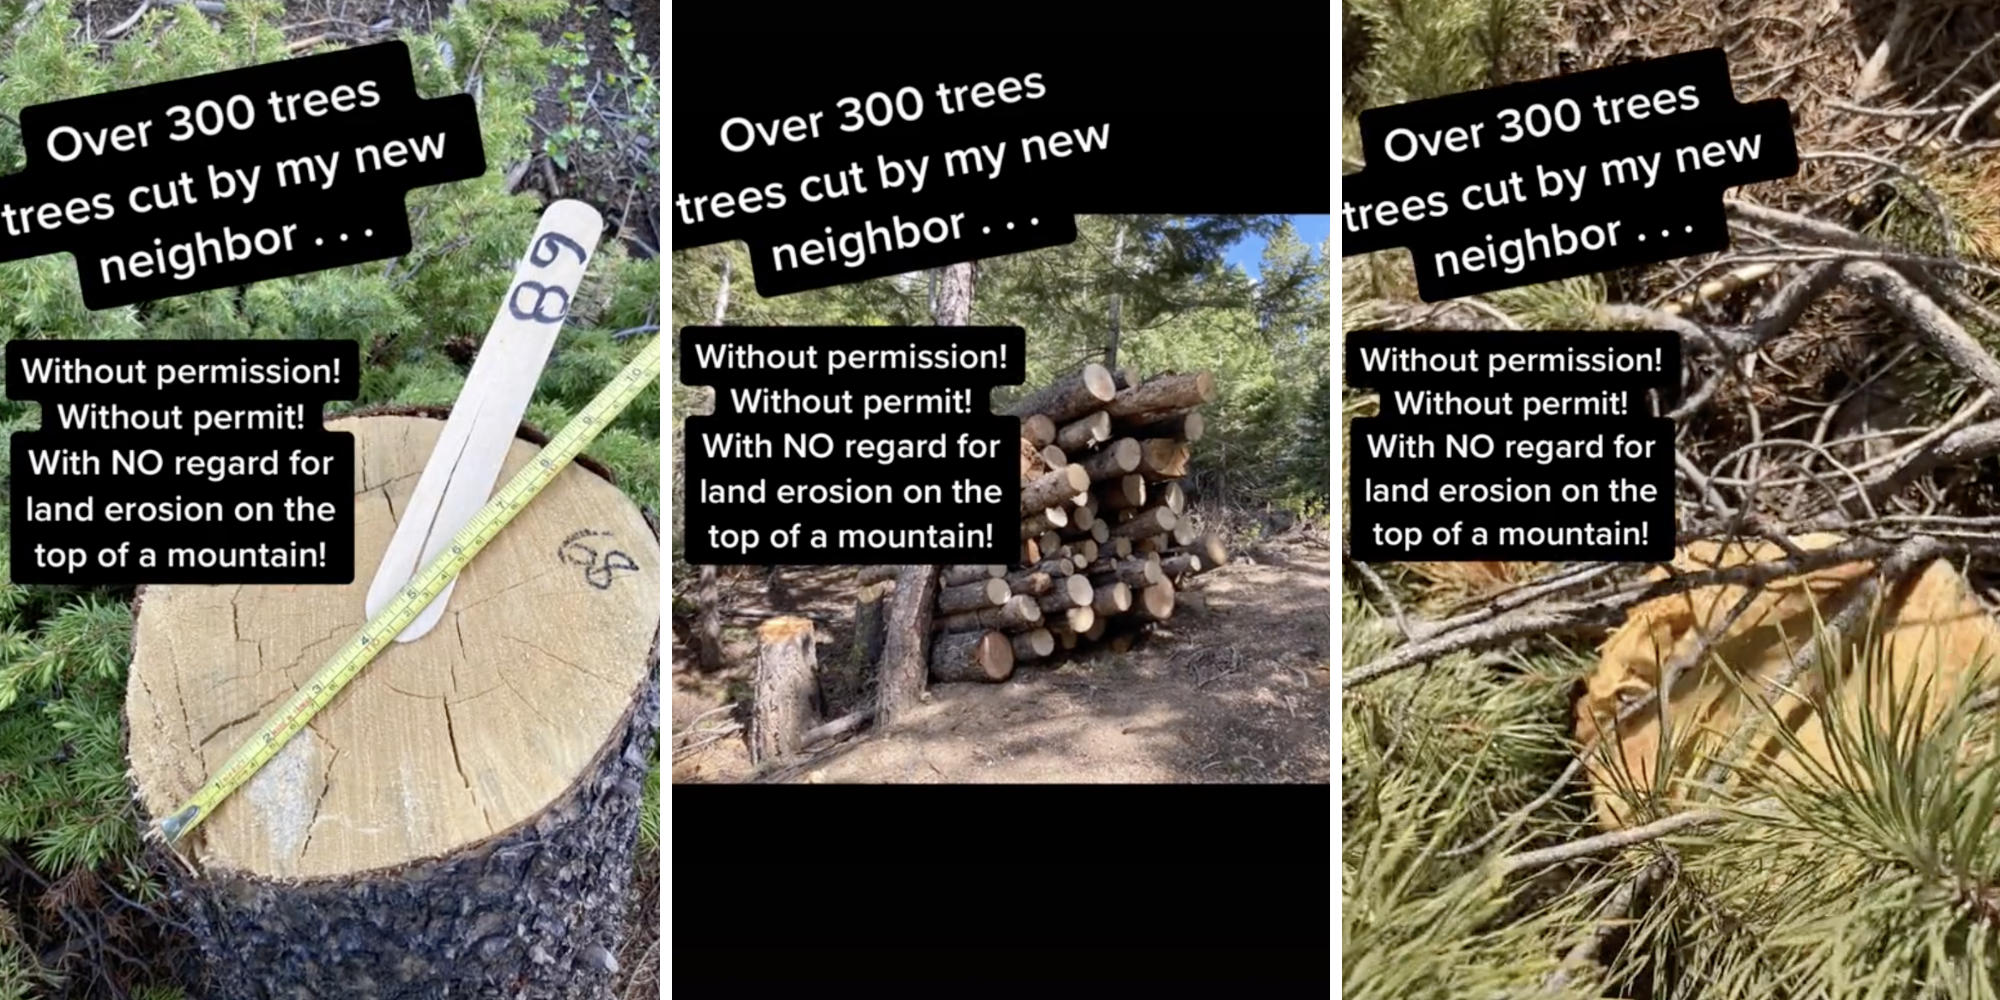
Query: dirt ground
670 536 1332 784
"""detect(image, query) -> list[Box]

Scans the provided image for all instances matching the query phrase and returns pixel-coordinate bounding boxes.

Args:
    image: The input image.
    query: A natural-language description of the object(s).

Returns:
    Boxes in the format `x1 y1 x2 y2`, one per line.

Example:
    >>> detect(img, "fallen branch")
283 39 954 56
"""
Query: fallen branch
1495 807 1728 876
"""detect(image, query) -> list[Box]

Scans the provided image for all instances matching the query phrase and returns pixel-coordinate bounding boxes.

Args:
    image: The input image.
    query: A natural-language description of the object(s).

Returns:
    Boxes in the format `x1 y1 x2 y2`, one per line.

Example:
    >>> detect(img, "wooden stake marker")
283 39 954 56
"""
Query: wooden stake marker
365 200 604 642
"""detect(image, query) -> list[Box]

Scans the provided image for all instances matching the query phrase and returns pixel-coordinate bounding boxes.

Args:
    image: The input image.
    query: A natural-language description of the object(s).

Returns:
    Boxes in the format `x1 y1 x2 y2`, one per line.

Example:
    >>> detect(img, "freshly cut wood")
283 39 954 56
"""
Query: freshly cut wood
1121 409 1203 443
1127 498 1181 532
1037 530 1063 557
936 595 1042 633
1019 413 1056 447
1036 574 1095 612
1040 444 1070 470
1021 505 1069 537
1080 438 1142 480
1195 533 1229 569
1110 538 1134 559
1089 552 1164 588
1092 581 1133 616
1157 481 1186 515
1083 617 1109 641
1135 534 1167 554
1072 538 1099 564
857 564 899 586
1068 505 1097 532
1056 410 1112 451
1004 363 1117 424
940 564 1007 587
929 630 1014 683
751 617 821 765
1027 556 1074 577
1170 518 1199 547
1137 439 1191 481
1070 520 1107 546
1064 605 1096 633
1160 553 1204 579
935 577 1010 615
128 414 659 998
1110 507 1176 539
1020 437 1049 481
1100 474 1146 510
1106 372 1215 419
850 580 893 671
1005 570 1055 595
1011 628 1056 662
1130 581 1176 622
1021 538 1040 565
1053 627 1080 650
1022 465 1090 516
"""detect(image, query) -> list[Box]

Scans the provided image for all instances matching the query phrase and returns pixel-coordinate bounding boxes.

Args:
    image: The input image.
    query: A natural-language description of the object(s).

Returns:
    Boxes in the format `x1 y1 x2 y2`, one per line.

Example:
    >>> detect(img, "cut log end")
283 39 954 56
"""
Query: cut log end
1020 413 1056 447
936 577 1011 615
1056 410 1113 451
1011 628 1056 661
128 414 660 881
1081 438 1142 480
1092 581 1133 615
930 630 1015 683
1198 533 1229 569
1132 581 1176 622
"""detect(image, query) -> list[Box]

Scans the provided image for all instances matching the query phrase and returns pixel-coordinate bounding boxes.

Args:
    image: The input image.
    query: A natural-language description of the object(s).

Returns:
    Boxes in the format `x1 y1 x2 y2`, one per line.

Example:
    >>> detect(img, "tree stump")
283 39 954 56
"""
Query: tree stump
751 617 822 765
125 414 660 1000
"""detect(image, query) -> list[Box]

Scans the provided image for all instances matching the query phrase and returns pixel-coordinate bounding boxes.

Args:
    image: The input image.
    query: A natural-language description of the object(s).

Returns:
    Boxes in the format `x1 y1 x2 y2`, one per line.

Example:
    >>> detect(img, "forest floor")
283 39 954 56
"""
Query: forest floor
670 532 1331 784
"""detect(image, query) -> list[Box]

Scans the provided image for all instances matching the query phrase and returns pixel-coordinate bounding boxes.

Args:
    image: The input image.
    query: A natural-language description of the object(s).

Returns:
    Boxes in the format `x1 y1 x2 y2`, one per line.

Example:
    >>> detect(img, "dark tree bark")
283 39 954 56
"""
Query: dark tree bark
935 577 1011 614
928 631 1014 682
751 617 821 765
877 564 942 724
695 565 723 670
876 260 976 726
695 250 733 671
130 413 661 1000
1003 364 1118 424
939 564 1006 586
1103 220 1126 368
169 671 659 1000
850 580 892 671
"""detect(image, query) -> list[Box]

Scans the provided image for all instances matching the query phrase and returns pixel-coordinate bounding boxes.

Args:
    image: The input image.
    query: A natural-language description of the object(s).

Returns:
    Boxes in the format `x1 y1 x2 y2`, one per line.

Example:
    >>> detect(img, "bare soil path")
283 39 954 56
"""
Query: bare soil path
671 538 1331 784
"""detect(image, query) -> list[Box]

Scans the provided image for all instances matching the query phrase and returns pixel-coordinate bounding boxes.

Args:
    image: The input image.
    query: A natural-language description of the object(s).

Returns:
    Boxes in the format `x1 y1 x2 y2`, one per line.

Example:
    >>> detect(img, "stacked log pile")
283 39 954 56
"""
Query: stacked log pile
855 363 1228 685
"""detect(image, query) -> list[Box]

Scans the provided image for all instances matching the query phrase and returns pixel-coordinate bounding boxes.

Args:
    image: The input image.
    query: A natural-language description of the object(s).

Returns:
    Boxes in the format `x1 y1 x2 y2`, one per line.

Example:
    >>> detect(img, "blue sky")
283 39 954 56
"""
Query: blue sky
1224 213 1330 278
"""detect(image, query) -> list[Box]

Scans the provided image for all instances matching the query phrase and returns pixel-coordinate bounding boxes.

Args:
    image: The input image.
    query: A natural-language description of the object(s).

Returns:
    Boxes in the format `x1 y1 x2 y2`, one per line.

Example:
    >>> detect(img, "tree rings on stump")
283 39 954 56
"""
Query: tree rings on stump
126 414 661 999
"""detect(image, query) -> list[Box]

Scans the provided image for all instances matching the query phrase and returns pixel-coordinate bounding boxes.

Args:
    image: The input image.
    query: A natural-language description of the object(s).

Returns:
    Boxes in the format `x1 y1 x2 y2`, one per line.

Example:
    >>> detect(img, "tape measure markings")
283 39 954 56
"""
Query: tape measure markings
159 337 661 844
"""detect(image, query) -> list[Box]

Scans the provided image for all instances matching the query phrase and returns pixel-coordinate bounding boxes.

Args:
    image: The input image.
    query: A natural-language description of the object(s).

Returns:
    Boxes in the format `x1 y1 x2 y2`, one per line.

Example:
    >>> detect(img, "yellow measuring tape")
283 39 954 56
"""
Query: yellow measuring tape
158 336 662 844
